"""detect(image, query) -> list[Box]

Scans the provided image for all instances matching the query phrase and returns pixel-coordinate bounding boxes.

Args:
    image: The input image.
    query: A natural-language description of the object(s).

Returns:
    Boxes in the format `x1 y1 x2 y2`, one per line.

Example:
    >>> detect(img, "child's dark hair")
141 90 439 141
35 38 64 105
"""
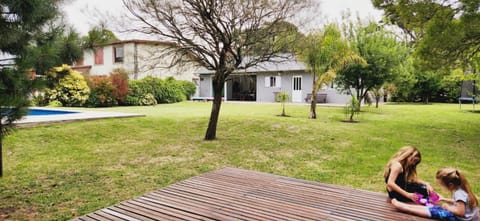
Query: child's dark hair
436 167 478 210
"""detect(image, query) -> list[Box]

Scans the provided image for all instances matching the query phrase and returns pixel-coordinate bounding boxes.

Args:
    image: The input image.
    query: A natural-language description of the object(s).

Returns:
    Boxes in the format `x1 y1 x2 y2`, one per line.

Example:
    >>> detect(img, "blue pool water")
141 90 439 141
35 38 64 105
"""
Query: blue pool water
28 109 79 116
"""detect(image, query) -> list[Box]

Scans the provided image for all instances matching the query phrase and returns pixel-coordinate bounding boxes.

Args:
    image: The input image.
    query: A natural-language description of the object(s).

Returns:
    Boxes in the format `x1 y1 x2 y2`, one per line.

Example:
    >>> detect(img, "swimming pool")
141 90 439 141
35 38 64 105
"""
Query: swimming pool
27 108 79 116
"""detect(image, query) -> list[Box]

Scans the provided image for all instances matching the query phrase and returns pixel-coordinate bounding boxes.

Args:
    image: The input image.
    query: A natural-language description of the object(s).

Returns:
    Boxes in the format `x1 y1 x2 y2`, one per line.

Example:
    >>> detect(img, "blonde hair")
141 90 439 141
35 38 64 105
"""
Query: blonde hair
383 146 421 183
436 167 478 210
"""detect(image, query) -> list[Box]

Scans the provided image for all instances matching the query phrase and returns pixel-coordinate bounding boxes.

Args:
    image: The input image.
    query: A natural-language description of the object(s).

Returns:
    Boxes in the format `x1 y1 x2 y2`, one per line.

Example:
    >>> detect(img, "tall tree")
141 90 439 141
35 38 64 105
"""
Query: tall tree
19 24 83 76
373 0 480 69
336 20 408 110
0 0 60 177
123 0 311 140
81 25 118 50
296 24 365 119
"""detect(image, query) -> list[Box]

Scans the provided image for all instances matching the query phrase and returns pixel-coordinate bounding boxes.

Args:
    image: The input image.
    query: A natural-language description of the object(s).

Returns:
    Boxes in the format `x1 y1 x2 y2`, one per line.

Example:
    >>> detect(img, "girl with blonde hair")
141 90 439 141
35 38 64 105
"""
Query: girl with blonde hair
392 167 479 221
384 146 434 202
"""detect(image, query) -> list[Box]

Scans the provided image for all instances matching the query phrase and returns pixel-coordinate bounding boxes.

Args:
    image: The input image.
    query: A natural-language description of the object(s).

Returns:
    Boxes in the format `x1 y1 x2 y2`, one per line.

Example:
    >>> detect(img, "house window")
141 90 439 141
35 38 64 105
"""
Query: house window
265 76 281 88
94 47 104 65
114 46 124 63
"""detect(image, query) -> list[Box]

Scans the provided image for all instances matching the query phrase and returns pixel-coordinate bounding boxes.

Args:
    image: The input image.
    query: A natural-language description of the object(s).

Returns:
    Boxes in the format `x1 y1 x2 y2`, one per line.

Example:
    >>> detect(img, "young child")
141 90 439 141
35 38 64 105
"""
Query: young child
384 146 434 202
391 167 479 221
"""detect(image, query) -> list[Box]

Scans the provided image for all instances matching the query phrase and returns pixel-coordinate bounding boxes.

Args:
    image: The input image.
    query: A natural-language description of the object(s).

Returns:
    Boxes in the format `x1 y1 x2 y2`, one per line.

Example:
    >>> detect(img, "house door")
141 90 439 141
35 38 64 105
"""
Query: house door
292 76 302 102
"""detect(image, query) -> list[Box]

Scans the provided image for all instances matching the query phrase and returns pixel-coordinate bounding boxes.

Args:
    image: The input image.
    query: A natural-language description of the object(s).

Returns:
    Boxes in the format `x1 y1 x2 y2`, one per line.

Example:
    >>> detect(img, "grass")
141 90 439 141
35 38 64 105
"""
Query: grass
1 102 479 220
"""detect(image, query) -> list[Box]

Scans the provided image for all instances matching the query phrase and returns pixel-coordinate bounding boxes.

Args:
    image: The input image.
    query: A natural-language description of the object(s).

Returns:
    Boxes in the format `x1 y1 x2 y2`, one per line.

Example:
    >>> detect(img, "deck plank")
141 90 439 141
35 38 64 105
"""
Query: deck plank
72 167 433 221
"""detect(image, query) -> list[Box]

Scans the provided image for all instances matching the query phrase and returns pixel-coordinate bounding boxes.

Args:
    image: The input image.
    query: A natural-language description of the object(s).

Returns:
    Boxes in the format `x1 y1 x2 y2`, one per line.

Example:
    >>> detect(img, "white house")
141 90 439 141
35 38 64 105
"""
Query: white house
196 57 355 104
73 39 200 82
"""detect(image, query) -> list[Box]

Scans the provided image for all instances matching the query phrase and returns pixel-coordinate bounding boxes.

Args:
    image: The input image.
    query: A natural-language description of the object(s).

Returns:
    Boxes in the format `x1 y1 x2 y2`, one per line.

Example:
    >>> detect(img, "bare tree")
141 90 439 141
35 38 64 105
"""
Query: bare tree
123 0 311 140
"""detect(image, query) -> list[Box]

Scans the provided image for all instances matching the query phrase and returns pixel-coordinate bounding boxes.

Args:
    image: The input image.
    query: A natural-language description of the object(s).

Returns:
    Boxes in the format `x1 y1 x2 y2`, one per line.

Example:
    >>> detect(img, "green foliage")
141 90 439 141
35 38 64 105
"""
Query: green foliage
374 0 480 69
47 100 63 107
180 80 197 100
336 20 408 109
296 23 364 118
156 77 185 104
276 92 290 116
1 0 60 176
124 80 157 106
124 92 157 106
0 69 31 134
43 65 90 107
81 26 118 49
344 95 360 122
0 0 58 55
250 21 304 55
125 77 186 106
20 26 83 76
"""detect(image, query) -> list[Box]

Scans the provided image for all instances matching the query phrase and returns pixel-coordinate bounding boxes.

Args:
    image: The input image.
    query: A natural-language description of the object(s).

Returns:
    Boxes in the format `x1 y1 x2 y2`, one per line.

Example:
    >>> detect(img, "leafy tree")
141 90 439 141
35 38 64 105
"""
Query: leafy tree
0 0 60 177
296 24 365 119
388 57 418 102
251 21 305 56
336 21 408 110
124 0 311 140
373 0 480 69
81 26 118 50
412 70 442 103
19 24 83 76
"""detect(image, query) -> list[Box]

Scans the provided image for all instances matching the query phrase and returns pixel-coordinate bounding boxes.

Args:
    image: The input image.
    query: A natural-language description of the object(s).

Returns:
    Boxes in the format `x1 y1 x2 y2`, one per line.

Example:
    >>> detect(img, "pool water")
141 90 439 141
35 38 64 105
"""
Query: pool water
28 109 79 116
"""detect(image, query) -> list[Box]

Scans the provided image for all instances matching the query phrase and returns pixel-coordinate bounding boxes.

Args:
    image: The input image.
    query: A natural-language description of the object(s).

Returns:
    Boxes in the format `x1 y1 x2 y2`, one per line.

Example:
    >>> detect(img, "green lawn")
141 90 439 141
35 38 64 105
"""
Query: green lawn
1 102 479 220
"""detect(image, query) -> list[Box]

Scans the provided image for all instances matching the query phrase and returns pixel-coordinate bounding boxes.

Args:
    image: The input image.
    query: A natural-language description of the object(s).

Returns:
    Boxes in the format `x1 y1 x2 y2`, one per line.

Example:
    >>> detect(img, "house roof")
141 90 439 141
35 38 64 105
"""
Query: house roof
196 56 308 75
98 39 177 47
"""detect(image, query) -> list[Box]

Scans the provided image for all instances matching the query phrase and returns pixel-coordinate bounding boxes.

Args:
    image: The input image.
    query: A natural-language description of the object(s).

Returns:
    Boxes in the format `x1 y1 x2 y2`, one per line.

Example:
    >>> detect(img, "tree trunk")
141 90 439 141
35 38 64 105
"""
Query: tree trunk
0 129 3 177
204 75 225 140
310 70 317 119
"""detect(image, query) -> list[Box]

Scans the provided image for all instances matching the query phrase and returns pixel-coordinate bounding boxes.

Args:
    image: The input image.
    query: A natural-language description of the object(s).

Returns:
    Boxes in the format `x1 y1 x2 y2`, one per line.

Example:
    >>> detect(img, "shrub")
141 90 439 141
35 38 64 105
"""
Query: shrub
124 93 157 106
110 69 129 104
124 80 157 106
47 100 63 107
180 80 197 100
155 77 185 103
44 65 90 107
85 75 117 107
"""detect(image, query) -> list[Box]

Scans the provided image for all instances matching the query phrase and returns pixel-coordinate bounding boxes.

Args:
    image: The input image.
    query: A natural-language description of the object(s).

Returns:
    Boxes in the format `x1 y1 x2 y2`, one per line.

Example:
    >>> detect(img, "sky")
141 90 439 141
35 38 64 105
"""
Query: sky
63 0 384 38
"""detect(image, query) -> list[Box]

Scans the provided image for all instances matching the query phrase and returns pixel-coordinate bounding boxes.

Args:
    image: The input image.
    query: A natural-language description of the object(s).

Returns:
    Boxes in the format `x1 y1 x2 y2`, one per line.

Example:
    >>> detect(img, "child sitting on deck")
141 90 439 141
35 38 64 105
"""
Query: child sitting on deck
392 167 479 221
384 146 434 202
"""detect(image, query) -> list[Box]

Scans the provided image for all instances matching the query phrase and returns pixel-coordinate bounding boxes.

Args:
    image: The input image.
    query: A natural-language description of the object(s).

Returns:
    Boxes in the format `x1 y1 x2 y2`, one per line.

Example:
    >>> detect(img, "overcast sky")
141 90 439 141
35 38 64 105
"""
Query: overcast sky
63 0 383 38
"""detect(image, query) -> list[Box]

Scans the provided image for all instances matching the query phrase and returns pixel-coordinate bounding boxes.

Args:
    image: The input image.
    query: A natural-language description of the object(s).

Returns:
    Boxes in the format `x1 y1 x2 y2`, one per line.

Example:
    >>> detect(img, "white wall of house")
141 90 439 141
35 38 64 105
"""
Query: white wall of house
78 40 200 82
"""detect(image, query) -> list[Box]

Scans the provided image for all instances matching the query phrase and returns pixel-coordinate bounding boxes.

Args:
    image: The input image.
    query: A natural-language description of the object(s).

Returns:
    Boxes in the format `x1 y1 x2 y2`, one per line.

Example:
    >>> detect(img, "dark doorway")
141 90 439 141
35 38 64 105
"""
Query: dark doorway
228 75 256 101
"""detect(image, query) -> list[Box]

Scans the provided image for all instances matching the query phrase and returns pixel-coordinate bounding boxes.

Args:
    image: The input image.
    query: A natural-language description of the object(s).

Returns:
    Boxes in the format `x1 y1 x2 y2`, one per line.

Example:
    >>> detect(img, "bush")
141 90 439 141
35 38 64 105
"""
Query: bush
124 80 157 106
124 93 157 106
47 100 63 107
85 75 117 107
155 77 185 103
110 69 129 104
43 65 90 107
180 80 197 100
124 76 187 105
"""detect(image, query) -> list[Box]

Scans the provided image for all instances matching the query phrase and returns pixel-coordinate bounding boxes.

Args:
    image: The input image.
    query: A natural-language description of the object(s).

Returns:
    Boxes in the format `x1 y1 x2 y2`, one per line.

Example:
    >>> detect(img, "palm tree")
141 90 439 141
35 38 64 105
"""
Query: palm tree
297 24 365 119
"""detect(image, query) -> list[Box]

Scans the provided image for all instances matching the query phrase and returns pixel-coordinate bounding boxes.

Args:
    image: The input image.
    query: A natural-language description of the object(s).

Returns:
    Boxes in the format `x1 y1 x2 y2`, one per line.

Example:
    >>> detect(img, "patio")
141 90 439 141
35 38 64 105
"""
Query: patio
73 167 431 221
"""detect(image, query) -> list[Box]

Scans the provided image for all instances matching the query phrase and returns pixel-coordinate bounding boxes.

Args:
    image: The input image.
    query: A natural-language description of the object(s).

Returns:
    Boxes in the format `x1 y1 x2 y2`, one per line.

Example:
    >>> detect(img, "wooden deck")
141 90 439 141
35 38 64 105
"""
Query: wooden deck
73 167 432 221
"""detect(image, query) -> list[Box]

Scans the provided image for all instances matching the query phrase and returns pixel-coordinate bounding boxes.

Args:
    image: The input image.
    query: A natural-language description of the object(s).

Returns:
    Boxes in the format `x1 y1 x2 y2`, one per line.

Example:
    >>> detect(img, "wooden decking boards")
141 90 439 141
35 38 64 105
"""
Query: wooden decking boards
72 167 432 221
